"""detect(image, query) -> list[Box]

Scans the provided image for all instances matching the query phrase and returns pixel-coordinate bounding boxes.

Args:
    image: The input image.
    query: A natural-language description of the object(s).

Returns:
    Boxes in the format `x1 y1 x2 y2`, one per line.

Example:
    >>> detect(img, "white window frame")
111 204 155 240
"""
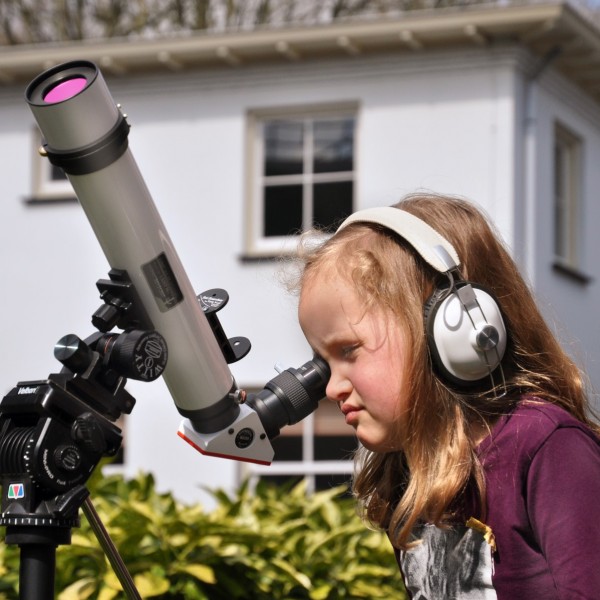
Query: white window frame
245 103 358 257
31 130 76 201
553 122 582 269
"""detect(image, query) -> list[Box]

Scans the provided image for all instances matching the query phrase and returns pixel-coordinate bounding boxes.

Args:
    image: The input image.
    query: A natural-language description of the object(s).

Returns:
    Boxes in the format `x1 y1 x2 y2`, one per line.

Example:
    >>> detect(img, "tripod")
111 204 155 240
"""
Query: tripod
4 497 140 600
0 270 167 599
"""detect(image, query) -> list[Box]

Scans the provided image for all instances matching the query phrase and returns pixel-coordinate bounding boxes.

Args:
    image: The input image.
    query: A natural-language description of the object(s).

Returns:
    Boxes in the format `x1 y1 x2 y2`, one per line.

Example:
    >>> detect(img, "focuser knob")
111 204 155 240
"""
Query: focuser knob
95 329 168 382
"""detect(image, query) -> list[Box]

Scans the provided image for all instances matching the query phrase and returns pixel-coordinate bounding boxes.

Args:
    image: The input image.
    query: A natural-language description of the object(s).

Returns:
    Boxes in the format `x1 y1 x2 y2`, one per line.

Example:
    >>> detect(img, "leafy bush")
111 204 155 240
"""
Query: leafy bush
0 473 406 599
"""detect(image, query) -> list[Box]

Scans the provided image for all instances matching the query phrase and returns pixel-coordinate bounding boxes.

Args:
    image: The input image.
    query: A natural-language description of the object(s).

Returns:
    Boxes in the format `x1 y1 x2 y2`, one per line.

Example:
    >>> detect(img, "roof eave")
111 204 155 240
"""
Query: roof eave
1 2 599 101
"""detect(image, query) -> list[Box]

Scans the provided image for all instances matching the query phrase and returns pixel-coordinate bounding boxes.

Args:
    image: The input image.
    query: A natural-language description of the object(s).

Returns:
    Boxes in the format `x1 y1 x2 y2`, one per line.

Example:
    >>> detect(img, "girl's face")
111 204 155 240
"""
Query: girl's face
299 271 409 452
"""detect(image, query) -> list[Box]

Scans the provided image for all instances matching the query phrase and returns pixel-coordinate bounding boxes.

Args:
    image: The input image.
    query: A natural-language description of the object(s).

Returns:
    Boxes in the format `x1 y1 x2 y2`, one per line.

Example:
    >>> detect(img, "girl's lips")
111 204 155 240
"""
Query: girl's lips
341 404 362 425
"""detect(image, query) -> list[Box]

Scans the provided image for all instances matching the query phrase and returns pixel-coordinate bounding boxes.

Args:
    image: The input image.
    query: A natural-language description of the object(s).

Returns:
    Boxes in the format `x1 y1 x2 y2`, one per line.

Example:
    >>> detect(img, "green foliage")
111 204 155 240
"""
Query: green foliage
0 473 405 599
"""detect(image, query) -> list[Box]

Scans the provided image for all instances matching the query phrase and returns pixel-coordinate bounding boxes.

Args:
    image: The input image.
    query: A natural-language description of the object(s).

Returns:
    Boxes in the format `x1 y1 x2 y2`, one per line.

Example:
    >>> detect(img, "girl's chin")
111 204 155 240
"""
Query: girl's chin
356 430 402 453
356 435 388 453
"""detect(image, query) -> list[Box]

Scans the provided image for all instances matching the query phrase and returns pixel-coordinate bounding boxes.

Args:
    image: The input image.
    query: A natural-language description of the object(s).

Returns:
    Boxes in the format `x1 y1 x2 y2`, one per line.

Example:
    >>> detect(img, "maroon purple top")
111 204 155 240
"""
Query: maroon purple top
397 399 600 599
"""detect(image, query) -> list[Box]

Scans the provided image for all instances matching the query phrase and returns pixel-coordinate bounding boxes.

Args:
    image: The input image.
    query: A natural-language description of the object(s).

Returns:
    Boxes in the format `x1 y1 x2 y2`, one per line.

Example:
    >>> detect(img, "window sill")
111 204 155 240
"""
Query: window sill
552 260 593 285
239 253 295 263
24 195 78 205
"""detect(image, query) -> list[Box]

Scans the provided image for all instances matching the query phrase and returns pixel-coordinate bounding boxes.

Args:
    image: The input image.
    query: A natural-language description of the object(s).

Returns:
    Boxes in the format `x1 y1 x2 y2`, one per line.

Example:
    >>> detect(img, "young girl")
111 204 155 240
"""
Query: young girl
297 192 600 598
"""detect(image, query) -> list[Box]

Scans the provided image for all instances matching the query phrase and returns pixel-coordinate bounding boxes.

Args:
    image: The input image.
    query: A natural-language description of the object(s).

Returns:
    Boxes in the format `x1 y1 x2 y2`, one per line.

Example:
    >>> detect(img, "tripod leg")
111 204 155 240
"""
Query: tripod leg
82 497 142 600
19 544 56 600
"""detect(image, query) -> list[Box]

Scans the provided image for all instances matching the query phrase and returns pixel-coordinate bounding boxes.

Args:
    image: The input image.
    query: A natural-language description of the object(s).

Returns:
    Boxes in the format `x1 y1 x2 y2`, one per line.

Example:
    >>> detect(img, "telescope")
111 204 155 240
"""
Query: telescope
0 60 330 599
24 59 329 464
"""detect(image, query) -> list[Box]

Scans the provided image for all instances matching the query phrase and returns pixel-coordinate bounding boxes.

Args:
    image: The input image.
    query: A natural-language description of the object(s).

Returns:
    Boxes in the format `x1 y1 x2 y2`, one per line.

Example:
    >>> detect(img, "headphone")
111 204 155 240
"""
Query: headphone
337 207 508 390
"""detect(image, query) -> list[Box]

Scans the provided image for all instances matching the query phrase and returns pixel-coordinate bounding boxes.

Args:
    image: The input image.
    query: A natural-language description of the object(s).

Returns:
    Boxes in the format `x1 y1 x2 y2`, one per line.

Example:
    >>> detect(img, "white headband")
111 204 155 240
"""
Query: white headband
338 207 461 274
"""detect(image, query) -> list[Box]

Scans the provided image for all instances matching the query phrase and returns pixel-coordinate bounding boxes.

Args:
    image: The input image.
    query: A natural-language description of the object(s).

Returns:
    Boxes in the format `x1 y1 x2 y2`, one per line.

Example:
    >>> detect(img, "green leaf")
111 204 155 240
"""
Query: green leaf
310 583 334 599
69 533 97 548
177 563 217 584
271 558 312 589
133 571 170 597
101 570 124 591
97 586 120 600
57 577 97 600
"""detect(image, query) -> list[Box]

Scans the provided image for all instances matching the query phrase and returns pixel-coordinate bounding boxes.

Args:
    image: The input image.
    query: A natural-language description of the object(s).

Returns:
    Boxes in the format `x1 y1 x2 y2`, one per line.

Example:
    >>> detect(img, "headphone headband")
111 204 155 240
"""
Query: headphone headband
338 207 461 274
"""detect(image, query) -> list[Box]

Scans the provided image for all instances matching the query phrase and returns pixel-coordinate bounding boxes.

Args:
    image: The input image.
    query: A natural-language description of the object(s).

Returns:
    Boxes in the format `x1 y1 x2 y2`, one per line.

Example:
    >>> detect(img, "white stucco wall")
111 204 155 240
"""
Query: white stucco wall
521 65 600 394
0 43 598 506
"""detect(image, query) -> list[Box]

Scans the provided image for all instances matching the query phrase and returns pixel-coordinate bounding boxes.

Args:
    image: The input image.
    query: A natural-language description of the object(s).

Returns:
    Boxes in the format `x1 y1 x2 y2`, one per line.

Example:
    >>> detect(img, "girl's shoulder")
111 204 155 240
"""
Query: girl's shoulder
513 396 595 435
479 396 600 460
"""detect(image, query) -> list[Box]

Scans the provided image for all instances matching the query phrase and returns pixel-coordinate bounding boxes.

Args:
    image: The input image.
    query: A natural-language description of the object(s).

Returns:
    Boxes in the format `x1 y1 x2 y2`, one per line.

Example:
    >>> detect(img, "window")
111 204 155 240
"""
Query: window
246 105 357 256
31 131 76 201
241 400 357 494
553 123 582 268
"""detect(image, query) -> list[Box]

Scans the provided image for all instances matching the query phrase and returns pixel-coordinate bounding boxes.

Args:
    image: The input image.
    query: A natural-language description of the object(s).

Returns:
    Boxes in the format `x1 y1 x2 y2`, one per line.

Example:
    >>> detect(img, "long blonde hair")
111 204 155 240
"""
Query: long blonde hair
298 192 594 549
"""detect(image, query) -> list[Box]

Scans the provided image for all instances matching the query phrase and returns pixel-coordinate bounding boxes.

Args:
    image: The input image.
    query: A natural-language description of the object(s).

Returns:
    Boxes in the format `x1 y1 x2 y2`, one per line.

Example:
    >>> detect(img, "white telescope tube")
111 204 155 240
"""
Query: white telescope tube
25 61 237 434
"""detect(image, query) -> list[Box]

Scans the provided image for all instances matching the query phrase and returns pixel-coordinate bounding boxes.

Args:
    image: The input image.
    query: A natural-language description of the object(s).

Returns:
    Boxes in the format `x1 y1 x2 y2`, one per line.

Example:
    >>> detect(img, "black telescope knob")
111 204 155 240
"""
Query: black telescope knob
92 303 120 332
100 329 168 382
54 334 94 373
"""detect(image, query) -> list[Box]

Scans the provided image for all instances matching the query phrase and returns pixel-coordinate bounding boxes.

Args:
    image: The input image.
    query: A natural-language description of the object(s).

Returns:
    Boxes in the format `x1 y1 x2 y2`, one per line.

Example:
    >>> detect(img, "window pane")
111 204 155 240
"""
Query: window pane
554 143 567 258
553 124 581 264
313 181 353 232
315 474 352 493
270 435 303 461
264 120 303 176
314 434 356 492
314 435 358 461
259 437 302 488
313 119 354 173
264 185 303 236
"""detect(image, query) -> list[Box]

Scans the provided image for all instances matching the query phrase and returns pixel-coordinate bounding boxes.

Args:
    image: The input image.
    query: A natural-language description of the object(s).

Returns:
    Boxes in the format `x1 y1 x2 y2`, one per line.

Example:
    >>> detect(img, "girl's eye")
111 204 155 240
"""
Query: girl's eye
341 344 359 358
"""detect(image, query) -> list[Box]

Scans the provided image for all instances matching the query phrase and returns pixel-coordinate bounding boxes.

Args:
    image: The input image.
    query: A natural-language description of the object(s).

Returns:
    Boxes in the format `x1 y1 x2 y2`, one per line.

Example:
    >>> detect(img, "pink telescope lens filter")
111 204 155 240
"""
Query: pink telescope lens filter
43 77 88 104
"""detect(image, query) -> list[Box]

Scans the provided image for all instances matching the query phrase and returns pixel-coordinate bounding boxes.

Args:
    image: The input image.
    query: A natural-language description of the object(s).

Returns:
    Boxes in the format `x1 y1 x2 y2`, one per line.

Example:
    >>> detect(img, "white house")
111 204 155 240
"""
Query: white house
1 1 600 507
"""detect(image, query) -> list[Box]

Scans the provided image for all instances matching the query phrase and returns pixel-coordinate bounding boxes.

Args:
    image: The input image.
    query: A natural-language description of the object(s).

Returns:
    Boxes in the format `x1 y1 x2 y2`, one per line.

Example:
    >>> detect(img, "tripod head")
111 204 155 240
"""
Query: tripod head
0 272 167 600
0 280 167 532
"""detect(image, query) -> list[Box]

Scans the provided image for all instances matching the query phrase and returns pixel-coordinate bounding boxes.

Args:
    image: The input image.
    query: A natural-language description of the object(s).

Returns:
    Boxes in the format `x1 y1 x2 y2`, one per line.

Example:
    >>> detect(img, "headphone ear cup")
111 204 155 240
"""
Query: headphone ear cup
425 283 507 388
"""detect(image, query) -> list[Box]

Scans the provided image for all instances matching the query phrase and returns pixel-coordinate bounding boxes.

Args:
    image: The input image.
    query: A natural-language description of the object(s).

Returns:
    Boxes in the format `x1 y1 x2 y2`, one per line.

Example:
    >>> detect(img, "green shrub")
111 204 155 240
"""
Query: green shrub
0 473 405 599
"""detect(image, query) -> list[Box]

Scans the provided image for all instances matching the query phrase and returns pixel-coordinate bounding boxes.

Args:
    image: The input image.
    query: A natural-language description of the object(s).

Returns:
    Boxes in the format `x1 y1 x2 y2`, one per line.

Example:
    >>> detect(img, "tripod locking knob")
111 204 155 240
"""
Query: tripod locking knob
54 444 82 472
72 413 107 454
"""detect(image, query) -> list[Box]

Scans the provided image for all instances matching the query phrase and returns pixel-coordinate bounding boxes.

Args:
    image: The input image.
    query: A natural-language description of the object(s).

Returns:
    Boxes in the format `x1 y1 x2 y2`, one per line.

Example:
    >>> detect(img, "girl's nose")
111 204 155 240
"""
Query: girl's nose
326 371 352 403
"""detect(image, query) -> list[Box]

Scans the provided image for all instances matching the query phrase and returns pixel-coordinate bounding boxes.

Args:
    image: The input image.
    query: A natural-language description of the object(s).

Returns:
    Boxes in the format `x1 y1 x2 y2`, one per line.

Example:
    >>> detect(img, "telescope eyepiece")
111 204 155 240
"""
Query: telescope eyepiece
246 355 330 440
